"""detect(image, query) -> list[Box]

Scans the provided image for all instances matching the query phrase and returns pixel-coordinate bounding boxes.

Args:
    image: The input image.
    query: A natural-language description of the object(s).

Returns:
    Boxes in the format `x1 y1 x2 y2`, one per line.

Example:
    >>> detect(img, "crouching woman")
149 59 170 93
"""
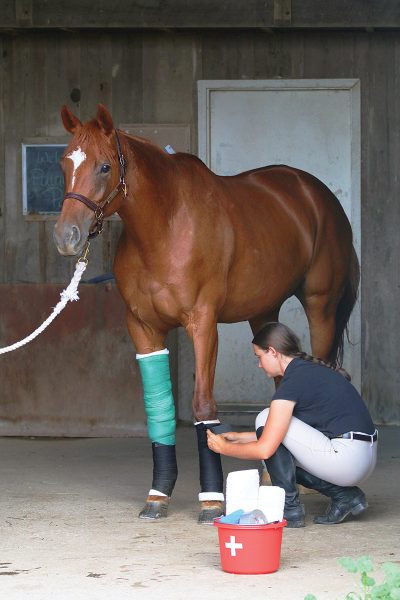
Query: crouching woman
207 322 378 528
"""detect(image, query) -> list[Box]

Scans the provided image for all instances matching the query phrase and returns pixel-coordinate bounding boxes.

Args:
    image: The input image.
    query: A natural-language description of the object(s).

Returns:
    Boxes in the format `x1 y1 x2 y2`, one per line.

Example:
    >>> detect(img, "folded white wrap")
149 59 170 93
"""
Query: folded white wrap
226 469 260 515
257 485 285 523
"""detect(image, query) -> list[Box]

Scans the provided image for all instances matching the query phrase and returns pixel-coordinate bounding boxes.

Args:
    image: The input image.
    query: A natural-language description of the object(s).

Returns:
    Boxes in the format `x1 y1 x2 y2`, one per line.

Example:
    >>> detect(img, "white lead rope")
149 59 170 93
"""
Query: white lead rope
0 246 90 355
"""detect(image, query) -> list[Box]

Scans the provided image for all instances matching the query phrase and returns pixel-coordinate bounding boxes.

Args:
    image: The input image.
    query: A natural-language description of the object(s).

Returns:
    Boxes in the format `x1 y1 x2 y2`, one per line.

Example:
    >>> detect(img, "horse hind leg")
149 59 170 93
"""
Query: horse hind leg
299 244 359 366
300 291 338 362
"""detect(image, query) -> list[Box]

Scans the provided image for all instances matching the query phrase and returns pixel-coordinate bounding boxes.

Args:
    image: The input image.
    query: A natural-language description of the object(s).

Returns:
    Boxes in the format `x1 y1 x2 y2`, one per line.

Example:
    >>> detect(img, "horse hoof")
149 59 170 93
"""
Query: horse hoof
139 497 169 520
198 501 224 525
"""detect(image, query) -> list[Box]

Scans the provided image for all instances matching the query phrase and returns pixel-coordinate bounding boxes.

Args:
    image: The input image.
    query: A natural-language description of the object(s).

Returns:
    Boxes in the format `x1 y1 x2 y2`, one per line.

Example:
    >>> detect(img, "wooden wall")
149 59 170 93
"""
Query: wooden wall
0 28 399 423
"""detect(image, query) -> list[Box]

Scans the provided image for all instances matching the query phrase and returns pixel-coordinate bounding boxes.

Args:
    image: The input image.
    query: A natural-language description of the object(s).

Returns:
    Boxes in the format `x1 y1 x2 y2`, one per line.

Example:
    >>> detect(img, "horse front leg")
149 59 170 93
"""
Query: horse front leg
186 313 224 524
126 311 178 520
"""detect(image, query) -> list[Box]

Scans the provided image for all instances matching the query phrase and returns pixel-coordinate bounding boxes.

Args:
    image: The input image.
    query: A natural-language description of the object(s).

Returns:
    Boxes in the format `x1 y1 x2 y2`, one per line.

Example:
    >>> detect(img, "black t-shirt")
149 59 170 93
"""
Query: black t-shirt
272 358 375 438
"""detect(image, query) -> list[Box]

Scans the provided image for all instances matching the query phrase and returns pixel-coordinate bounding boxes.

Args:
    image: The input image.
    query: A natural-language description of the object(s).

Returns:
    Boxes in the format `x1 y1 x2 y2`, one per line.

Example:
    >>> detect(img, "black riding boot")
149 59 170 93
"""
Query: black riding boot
296 467 368 525
262 443 305 528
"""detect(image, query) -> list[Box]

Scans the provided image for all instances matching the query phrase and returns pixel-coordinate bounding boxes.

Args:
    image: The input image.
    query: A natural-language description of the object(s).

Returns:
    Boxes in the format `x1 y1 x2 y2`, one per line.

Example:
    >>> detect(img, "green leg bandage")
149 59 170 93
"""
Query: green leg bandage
137 350 176 445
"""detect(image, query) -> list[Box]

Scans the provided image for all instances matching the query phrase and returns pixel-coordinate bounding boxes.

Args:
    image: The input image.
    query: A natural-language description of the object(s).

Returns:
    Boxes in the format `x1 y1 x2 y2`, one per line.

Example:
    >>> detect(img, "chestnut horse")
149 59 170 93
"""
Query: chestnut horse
54 105 359 524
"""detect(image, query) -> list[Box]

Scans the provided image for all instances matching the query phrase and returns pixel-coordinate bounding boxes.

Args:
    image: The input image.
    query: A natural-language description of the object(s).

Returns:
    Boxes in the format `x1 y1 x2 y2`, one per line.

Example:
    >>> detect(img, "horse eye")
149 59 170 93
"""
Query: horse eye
100 164 111 174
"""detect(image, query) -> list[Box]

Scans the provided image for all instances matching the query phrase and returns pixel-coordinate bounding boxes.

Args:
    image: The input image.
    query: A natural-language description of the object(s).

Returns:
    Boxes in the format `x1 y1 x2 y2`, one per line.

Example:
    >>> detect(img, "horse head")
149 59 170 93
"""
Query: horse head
54 104 126 256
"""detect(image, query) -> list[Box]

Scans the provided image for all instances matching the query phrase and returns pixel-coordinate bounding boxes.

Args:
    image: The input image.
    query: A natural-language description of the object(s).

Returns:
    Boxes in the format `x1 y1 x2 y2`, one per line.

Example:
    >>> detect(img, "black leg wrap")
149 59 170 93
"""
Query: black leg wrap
195 423 223 493
151 443 178 497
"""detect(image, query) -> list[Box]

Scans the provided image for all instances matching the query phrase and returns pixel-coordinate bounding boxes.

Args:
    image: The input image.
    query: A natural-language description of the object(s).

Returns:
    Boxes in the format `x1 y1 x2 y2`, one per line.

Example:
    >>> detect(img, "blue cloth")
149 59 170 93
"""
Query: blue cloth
219 509 244 524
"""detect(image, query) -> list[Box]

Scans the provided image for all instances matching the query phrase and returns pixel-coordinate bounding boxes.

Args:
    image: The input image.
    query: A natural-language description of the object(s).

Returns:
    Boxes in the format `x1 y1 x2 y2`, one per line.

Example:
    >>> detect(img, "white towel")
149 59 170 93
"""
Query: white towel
226 469 260 515
257 485 285 523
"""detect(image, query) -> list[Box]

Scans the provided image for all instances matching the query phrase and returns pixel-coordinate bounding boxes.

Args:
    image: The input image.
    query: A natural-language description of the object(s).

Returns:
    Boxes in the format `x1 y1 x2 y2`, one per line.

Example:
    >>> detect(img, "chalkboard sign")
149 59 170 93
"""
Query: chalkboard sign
22 144 67 214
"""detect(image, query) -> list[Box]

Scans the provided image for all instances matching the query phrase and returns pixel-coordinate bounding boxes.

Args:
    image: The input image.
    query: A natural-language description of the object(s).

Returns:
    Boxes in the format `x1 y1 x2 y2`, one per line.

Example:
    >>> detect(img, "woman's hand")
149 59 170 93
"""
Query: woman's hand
207 429 228 454
205 400 295 460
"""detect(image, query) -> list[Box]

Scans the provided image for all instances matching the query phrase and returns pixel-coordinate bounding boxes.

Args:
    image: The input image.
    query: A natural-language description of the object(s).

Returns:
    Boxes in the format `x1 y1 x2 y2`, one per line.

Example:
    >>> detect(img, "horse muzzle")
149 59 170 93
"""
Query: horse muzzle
53 222 86 256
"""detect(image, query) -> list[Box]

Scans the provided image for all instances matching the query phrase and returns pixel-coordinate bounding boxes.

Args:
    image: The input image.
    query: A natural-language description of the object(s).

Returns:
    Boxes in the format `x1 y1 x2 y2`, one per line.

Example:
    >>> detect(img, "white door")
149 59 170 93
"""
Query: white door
178 80 361 422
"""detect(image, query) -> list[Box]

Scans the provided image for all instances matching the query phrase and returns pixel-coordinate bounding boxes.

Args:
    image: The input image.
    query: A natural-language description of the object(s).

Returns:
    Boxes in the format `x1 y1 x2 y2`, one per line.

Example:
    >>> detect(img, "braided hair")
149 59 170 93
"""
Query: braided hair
252 322 351 381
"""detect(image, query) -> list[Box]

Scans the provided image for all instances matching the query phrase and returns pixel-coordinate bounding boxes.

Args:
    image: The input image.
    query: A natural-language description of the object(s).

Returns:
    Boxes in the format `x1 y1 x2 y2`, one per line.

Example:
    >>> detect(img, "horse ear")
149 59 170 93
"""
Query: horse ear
61 105 82 134
96 104 114 135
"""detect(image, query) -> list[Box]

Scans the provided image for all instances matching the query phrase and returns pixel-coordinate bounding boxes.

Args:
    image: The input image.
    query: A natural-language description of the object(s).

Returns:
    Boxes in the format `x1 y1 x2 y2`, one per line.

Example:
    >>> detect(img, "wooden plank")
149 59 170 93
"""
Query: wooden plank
2 0 400 29
43 31 81 283
292 0 400 29
201 30 256 81
282 31 305 78
15 0 32 27
0 283 146 436
0 36 6 281
22 33 50 283
0 0 16 27
361 32 400 423
189 32 203 153
3 35 39 283
303 31 354 79
111 32 144 125
385 34 400 423
45 31 80 134
21 34 48 282
7 0 274 29
201 29 304 82
274 0 292 25
142 31 195 123
79 32 113 117
252 30 305 78
23 33 47 136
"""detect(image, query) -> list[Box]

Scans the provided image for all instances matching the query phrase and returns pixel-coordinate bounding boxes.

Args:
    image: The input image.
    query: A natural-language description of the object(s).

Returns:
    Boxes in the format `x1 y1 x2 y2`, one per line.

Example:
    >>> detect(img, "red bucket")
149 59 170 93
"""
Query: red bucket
214 519 287 574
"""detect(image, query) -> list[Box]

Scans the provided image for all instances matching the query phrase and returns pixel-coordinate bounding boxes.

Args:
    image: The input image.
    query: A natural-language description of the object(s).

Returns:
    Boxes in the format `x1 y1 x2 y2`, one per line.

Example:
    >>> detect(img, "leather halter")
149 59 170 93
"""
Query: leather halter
63 129 127 238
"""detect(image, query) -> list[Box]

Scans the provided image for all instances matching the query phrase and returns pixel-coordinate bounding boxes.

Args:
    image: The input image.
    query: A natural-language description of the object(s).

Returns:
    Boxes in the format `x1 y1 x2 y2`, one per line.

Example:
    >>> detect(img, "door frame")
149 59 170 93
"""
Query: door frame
178 79 361 422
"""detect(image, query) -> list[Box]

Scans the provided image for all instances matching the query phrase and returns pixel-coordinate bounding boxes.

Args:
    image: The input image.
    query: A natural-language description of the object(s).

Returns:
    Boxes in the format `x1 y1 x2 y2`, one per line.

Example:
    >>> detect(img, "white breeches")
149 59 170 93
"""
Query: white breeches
256 408 378 487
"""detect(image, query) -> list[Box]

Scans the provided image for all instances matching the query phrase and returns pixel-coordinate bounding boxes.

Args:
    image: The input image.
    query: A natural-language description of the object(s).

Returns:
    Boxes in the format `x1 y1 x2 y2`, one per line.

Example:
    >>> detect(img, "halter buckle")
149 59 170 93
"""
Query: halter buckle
122 180 127 197
77 240 91 265
94 206 104 221
119 153 126 170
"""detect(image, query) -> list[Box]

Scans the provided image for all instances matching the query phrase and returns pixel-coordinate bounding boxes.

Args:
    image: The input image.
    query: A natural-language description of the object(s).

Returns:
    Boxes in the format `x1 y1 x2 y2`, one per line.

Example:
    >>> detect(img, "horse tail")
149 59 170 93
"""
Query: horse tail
328 245 360 367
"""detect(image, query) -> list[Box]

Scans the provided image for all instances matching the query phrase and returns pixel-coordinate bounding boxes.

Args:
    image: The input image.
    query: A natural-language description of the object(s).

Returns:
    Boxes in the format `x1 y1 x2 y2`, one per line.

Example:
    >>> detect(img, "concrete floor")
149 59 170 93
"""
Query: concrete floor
0 426 399 600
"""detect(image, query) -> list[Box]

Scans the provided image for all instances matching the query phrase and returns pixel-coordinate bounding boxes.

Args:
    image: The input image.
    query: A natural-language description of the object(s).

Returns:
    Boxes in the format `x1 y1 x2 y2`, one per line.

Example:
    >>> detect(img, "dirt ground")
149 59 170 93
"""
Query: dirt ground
0 425 398 600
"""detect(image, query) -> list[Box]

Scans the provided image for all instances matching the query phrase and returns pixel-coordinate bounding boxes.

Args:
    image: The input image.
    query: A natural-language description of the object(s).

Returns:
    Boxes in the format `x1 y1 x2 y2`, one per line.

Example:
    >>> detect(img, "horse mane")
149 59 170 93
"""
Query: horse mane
122 131 176 163
123 131 161 147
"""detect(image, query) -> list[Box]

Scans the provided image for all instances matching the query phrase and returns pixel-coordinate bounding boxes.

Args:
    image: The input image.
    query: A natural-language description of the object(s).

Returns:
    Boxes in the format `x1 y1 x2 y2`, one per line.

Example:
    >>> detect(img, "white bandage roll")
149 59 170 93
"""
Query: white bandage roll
257 485 285 523
136 348 169 360
226 469 260 515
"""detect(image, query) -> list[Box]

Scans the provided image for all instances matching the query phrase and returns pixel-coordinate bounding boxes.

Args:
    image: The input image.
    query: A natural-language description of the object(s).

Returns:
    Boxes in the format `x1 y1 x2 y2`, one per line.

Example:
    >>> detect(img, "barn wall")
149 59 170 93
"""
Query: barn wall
0 283 147 436
0 28 399 424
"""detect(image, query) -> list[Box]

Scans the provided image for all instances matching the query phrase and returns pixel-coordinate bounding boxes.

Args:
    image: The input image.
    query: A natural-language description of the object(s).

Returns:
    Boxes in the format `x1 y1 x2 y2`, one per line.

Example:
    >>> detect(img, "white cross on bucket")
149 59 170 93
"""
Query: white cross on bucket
225 535 243 557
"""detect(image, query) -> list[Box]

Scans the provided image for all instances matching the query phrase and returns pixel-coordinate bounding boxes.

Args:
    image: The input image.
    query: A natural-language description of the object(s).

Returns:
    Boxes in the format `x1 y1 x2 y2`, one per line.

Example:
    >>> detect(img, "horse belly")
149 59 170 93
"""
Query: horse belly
218 261 305 323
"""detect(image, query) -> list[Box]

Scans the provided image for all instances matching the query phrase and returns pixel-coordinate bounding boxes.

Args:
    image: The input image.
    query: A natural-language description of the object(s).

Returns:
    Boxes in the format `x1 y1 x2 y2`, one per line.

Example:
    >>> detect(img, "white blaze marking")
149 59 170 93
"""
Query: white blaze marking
66 147 87 189
225 536 243 557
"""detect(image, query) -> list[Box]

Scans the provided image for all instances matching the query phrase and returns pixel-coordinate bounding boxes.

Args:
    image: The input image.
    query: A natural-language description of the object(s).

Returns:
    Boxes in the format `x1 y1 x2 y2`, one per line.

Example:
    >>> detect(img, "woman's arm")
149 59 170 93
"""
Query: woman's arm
207 400 295 460
222 431 258 443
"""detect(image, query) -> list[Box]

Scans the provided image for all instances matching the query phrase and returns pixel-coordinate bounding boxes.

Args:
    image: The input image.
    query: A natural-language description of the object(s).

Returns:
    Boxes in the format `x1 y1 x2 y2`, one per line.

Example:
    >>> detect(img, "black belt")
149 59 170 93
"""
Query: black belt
332 430 378 443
